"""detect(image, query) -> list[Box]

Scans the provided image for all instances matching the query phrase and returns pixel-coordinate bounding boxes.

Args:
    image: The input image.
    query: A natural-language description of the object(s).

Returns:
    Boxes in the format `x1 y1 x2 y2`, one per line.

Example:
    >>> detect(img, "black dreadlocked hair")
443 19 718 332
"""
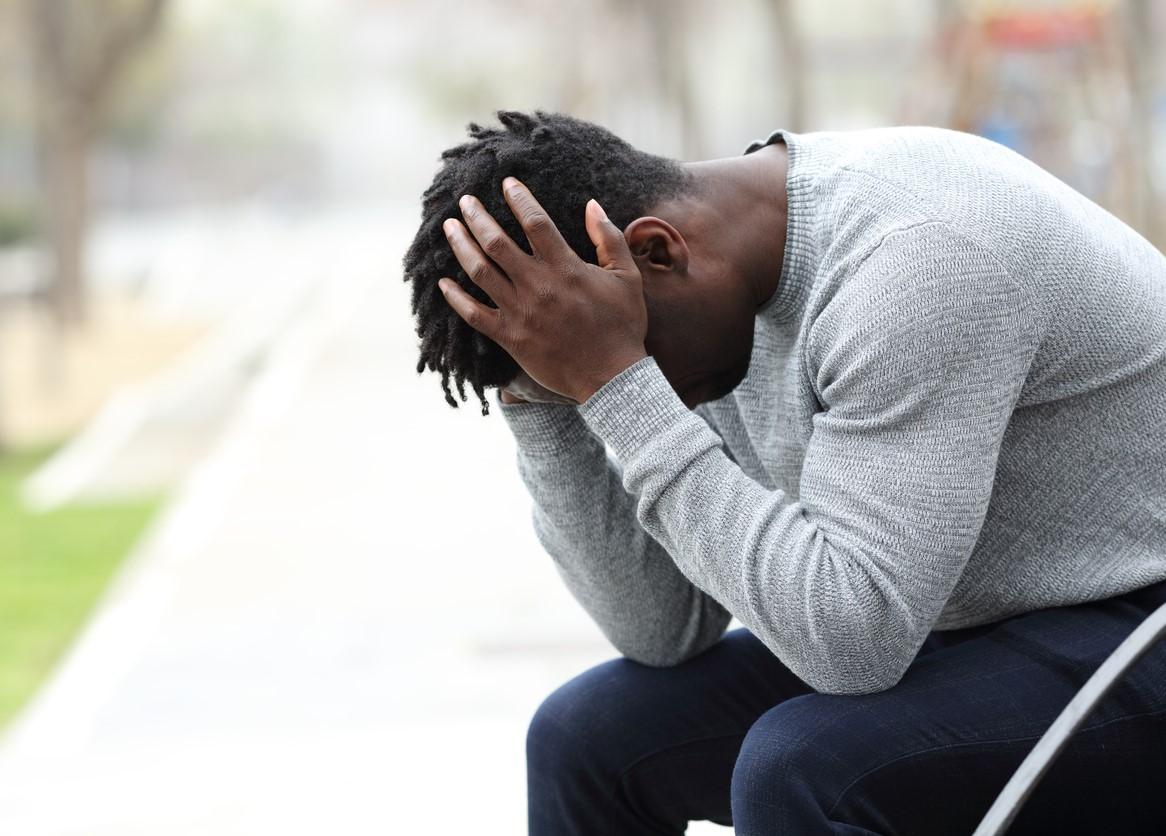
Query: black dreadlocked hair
403 110 694 415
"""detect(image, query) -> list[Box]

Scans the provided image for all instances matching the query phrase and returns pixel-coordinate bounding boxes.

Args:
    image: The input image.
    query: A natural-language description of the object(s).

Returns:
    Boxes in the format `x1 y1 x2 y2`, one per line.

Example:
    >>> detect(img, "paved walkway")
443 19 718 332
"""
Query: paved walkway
0 213 728 834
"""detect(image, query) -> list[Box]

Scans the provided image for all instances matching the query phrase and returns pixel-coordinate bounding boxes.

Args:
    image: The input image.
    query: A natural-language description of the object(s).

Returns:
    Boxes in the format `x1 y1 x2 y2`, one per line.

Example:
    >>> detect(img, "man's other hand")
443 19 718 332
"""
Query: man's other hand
437 178 648 405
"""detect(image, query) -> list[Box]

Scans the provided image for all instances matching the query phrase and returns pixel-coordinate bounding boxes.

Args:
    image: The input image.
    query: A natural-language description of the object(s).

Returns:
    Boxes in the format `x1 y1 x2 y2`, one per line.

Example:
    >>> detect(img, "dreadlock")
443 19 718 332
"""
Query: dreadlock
403 110 693 415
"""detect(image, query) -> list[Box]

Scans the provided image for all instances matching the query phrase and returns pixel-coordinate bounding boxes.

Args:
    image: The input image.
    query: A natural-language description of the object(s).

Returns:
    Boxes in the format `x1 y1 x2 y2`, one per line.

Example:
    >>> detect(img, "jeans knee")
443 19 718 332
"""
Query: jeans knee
731 694 847 830
526 683 588 780
526 658 638 782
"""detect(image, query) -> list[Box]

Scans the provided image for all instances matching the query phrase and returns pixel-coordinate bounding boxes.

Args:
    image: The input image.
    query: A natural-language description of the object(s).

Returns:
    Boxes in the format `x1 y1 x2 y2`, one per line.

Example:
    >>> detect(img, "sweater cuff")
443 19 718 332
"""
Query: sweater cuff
495 389 598 457
578 355 698 461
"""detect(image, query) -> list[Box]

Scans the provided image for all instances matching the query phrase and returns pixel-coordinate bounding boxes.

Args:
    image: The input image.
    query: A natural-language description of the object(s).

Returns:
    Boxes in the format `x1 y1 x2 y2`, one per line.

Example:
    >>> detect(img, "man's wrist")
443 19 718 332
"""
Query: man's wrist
577 354 707 465
497 389 599 457
575 348 649 404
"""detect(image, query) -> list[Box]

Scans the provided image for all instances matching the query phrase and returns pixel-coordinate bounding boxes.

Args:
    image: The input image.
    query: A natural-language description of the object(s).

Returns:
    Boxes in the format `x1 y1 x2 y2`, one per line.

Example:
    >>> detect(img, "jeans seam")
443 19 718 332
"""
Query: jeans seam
613 730 746 789
609 730 745 833
823 705 1166 819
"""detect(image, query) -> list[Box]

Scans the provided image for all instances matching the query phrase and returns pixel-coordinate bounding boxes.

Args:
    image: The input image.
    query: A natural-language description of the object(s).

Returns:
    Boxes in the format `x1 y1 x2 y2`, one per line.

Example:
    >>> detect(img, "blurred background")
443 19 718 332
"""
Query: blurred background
0 0 1161 832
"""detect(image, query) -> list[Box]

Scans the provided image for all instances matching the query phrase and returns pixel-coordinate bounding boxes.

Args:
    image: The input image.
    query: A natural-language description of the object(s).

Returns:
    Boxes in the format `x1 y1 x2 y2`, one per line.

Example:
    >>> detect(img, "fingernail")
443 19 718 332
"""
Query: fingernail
589 198 608 222
503 176 520 192
458 195 472 211
442 219 456 237
437 278 449 293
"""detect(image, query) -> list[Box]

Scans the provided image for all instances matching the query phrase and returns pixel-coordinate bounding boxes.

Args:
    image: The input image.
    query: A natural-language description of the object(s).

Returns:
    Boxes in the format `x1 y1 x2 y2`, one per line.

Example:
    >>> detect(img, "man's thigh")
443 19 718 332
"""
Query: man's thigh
732 582 1166 835
527 627 809 832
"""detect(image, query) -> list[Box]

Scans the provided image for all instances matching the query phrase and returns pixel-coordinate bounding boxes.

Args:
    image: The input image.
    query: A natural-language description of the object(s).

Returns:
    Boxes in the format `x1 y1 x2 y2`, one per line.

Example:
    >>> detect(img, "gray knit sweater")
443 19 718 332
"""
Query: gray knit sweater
498 126 1166 695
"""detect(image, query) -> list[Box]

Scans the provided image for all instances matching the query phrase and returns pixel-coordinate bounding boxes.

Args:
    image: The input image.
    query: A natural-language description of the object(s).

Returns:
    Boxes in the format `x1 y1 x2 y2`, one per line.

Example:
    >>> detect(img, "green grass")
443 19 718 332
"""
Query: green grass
0 447 160 729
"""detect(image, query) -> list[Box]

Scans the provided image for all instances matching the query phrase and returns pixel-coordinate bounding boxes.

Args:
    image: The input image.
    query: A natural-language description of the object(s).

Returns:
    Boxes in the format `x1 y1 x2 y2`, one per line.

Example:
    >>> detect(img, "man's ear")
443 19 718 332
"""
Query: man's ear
624 217 689 274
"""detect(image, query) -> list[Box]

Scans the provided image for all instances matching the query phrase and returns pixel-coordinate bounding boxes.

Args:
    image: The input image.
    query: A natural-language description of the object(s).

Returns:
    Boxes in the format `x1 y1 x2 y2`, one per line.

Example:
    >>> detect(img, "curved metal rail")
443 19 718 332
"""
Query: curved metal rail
973 600 1166 836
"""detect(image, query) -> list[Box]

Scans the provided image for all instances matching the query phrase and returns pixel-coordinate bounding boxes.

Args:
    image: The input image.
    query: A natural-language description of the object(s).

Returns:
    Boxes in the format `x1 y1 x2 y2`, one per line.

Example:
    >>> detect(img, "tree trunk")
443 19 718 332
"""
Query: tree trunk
1123 0 1161 247
38 104 91 326
26 0 167 329
650 0 701 159
770 0 807 130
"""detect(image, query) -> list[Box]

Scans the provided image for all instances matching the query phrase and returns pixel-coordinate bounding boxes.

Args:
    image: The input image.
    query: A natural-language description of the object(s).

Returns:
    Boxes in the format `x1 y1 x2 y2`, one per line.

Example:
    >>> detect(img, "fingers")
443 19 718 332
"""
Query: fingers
501 177 572 262
457 194 526 277
442 218 515 307
584 198 637 278
437 277 503 343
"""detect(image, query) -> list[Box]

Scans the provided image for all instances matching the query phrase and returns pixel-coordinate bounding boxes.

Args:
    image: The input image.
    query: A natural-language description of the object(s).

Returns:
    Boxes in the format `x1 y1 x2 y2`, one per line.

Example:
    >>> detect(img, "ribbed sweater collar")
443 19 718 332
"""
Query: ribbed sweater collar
743 128 818 325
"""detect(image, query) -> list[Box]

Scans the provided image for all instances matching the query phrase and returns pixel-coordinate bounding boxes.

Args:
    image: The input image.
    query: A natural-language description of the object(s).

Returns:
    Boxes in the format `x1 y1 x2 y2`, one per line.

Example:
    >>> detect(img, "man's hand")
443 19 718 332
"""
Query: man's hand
437 177 649 405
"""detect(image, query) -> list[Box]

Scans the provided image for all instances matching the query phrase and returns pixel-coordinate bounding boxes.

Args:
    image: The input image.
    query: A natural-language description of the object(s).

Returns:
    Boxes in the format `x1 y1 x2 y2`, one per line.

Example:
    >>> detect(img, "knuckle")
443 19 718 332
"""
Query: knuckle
482 234 507 258
469 259 492 284
534 284 556 303
522 211 551 236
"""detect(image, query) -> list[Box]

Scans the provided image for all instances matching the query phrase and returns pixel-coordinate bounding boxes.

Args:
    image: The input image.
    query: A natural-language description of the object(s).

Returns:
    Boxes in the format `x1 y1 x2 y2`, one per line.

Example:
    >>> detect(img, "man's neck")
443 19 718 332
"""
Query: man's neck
680 141 790 311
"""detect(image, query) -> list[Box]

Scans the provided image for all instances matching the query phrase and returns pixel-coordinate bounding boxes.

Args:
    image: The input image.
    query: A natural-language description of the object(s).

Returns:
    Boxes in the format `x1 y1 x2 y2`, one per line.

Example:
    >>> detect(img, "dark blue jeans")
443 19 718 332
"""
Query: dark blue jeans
527 580 1166 835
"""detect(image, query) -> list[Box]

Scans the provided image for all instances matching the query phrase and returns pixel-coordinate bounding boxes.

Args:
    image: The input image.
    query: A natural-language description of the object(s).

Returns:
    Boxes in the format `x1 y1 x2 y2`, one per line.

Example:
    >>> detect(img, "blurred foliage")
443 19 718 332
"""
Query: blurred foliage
0 203 38 247
0 448 159 729
101 22 178 149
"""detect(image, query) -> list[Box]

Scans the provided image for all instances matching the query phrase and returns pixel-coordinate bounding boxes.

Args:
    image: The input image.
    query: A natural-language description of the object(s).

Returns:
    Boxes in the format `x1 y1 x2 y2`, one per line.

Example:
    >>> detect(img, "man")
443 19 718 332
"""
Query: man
403 110 1166 834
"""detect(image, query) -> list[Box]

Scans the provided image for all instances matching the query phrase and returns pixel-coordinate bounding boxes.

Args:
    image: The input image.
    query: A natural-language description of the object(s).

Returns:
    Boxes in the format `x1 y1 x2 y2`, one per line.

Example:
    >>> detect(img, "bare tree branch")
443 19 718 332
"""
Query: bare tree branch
84 0 166 104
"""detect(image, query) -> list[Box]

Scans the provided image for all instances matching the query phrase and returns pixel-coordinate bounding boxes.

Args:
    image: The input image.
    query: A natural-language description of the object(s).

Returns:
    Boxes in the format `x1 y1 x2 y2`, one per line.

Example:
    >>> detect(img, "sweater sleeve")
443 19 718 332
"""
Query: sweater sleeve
496 390 731 666
577 223 1041 694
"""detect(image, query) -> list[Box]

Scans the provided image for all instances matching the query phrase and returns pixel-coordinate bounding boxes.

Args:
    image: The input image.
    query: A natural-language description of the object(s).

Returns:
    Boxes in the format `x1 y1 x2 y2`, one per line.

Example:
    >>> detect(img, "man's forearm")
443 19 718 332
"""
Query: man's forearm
499 393 730 665
574 242 1039 695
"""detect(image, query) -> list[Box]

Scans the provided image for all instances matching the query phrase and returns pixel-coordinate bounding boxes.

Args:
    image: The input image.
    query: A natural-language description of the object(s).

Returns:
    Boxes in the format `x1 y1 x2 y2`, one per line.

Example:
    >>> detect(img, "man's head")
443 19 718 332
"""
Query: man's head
404 110 786 414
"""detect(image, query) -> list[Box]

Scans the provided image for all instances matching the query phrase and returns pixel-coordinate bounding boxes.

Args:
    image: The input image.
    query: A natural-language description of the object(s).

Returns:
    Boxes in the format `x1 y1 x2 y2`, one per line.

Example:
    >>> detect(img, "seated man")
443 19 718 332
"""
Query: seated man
403 110 1166 834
